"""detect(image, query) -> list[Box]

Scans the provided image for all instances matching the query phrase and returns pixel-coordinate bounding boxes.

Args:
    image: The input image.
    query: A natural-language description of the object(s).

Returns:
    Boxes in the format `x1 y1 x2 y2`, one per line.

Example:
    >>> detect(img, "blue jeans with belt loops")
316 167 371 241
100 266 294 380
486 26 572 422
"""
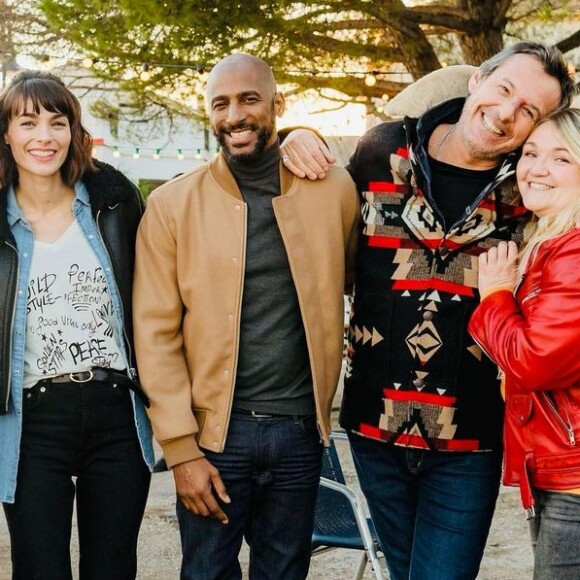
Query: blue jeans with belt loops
177 412 323 580
349 432 502 580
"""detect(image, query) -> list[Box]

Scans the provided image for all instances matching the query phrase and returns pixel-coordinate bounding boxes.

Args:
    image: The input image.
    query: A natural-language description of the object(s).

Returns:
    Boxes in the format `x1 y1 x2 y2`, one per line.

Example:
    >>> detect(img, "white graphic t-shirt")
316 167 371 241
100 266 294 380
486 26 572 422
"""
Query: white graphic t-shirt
23 219 124 388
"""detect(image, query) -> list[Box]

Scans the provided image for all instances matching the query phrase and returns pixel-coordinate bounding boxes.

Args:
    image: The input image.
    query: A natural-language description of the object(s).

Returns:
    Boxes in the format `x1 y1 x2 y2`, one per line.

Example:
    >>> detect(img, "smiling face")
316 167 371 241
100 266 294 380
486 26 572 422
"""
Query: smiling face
457 54 562 167
5 100 71 182
207 56 285 162
517 120 580 218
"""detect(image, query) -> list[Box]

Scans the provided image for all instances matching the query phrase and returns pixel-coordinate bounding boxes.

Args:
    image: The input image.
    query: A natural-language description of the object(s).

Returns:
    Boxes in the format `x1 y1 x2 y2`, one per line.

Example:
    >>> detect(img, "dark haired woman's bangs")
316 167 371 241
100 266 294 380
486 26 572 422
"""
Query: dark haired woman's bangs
8 78 76 120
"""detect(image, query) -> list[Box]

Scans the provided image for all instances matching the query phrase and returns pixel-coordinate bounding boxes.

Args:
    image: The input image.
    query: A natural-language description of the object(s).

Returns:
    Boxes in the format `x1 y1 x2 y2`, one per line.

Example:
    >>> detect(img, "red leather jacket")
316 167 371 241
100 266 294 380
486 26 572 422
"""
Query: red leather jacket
469 228 580 516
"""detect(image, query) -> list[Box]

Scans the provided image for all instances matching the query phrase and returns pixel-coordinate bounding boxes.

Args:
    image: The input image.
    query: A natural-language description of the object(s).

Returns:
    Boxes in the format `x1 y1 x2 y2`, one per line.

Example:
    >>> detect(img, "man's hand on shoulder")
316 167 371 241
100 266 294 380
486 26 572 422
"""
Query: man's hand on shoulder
280 129 335 181
173 457 231 524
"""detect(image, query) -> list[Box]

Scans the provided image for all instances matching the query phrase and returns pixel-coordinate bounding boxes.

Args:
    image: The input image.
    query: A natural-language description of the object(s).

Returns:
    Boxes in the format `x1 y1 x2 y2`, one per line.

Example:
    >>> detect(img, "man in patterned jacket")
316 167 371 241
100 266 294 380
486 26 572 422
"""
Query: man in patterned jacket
281 42 576 579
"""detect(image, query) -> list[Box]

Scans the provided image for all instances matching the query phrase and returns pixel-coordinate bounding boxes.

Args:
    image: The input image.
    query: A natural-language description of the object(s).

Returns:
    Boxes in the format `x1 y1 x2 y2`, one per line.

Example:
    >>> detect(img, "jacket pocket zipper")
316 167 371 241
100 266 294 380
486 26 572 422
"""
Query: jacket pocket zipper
521 288 540 305
543 392 576 446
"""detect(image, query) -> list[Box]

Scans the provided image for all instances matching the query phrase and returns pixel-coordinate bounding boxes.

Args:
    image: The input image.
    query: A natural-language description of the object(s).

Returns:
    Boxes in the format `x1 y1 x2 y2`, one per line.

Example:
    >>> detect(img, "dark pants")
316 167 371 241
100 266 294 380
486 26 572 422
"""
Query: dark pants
530 489 580 580
3 380 151 580
349 433 502 580
177 412 323 580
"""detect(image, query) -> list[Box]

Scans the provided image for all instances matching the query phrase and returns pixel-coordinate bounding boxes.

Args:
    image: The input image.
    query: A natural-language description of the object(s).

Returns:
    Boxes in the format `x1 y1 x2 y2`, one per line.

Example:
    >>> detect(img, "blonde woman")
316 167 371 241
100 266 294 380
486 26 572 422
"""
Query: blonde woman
469 107 580 579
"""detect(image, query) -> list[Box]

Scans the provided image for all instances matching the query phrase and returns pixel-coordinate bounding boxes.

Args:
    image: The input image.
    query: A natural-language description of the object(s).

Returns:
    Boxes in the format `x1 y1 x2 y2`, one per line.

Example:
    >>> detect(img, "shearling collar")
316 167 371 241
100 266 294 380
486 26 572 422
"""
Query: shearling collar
82 159 138 210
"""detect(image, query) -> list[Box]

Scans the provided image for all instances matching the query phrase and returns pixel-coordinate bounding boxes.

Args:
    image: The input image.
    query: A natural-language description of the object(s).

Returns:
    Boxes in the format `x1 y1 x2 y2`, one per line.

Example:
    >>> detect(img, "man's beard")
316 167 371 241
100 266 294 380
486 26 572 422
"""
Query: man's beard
216 123 273 163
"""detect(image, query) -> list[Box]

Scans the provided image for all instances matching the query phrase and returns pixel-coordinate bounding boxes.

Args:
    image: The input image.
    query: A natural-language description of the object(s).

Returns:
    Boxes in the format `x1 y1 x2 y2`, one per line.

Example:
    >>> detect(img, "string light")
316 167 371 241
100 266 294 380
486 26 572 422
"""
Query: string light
16 51 423 79
139 64 151 82
95 143 217 161
364 73 377 87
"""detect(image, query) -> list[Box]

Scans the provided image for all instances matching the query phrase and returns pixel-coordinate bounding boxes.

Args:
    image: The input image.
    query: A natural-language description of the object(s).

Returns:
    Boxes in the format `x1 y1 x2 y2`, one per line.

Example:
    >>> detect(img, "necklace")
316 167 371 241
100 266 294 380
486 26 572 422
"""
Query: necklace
435 124 456 162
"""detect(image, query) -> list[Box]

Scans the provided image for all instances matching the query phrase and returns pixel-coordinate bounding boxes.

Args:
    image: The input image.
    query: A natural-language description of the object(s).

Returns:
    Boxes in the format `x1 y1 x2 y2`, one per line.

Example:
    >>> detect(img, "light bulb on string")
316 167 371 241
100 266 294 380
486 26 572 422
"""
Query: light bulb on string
133 148 140 159
153 149 161 160
112 146 121 158
364 73 377 87
177 149 185 160
195 149 202 160
140 64 151 82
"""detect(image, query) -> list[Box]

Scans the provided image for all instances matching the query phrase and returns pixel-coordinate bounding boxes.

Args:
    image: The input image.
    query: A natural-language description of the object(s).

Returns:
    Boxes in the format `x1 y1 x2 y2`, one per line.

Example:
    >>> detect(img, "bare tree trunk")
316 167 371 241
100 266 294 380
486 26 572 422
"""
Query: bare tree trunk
457 0 511 64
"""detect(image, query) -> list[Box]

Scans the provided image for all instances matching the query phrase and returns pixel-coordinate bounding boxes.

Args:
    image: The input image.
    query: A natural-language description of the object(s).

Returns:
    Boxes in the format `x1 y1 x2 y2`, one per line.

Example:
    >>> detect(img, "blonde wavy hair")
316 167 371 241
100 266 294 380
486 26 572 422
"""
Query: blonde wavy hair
518 108 580 275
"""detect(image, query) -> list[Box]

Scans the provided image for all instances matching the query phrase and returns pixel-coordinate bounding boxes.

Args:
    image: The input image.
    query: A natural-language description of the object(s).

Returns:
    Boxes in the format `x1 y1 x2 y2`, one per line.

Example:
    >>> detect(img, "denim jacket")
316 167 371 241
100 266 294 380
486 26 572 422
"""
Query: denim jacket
0 163 154 502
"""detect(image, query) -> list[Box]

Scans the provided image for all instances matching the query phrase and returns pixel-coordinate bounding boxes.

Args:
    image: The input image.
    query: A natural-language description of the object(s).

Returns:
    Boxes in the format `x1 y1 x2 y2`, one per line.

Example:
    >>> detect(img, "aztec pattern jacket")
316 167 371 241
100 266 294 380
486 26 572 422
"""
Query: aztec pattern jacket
339 98 527 452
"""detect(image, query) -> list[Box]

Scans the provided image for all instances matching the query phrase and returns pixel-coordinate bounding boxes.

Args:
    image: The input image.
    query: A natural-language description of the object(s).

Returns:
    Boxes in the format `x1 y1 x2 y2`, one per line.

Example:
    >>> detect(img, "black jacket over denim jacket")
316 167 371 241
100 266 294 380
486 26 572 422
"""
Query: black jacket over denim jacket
0 161 144 414
340 98 528 452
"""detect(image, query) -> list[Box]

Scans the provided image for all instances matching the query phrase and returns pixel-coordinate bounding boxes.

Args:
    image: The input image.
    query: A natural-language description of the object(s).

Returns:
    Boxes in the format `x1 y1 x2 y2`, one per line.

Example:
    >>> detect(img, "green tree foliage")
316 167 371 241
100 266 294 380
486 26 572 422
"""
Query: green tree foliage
0 0 61 88
38 0 579 118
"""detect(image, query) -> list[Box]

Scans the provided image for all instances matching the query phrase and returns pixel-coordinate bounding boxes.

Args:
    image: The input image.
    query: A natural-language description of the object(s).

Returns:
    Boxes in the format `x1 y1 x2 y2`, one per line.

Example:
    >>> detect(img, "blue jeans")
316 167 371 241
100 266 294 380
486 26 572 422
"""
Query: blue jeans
177 412 323 580
530 489 580 580
349 433 502 580
2 380 151 580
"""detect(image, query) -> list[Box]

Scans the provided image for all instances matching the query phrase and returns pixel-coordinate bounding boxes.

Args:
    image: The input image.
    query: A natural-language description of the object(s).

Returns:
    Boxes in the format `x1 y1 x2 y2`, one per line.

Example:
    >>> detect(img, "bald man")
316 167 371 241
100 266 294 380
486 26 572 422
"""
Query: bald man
133 54 359 579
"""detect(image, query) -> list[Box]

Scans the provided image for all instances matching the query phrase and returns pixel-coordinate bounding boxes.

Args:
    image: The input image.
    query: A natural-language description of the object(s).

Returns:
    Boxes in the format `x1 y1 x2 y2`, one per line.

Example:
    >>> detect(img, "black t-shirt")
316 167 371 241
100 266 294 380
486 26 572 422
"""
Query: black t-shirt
429 155 498 231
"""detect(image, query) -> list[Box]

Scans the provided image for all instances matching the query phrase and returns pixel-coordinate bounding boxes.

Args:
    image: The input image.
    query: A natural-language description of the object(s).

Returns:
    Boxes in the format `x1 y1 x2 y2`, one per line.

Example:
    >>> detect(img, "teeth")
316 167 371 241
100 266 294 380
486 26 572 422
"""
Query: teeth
528 182 552 191
29 150 55 158
482 114 504 136
230 129 251 137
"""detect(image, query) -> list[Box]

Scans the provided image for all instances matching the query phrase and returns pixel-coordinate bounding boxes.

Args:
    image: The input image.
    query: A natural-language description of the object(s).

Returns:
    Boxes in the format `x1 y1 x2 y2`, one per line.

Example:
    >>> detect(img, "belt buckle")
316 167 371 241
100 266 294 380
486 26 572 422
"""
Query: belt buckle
69 370 94 383
250 410 273 418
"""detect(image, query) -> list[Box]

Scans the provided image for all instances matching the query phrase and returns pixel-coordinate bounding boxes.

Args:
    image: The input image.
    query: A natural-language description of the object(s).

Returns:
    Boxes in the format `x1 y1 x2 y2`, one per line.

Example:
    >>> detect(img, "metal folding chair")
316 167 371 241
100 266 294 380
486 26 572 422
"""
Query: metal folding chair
312 432 387 580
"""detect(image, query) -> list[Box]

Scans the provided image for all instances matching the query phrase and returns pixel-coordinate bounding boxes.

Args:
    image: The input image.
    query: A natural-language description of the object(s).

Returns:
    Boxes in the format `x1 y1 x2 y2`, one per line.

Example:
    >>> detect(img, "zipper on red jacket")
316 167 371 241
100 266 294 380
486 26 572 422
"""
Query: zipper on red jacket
520 288 540 305
544 392 576 446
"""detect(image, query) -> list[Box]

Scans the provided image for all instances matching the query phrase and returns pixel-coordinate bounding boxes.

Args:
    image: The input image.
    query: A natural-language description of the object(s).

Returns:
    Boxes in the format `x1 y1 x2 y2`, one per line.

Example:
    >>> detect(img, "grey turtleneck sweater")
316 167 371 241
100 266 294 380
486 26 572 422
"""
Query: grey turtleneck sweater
225 143 314 416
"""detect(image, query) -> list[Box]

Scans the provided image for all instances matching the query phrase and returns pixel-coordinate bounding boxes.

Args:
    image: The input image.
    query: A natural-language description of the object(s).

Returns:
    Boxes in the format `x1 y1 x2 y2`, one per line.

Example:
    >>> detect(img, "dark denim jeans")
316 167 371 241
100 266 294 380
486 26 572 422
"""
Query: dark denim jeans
349 433 502 580
177 412 323 580
3 380 151 580
530 489 580 580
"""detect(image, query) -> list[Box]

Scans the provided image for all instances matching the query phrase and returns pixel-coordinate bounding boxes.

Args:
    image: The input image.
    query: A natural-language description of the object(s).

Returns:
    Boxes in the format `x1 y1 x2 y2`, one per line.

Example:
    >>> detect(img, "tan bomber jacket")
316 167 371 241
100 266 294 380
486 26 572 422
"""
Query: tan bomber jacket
133 153 359 467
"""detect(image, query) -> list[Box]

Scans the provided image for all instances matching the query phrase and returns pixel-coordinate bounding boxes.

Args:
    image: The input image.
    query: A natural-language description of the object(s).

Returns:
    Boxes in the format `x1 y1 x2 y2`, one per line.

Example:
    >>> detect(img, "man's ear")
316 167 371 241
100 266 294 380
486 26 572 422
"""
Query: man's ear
467 69 482 95
274 92 285 117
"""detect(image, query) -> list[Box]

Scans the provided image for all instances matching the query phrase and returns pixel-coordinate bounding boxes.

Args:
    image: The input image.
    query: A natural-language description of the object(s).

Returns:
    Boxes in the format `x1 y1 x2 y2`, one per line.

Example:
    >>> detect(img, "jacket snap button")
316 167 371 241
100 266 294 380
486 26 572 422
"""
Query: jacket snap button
40 386 46 393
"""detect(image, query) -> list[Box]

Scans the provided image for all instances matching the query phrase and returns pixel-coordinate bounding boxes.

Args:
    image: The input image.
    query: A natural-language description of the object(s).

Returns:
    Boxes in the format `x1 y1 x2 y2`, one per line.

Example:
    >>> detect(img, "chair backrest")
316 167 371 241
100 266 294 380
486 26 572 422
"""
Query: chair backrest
321 437 347 484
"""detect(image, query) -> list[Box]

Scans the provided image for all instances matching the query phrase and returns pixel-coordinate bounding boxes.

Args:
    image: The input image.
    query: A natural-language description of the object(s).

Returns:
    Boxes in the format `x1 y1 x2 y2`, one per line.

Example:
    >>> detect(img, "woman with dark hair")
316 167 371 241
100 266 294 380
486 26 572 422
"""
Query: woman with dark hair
0 70 154 579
